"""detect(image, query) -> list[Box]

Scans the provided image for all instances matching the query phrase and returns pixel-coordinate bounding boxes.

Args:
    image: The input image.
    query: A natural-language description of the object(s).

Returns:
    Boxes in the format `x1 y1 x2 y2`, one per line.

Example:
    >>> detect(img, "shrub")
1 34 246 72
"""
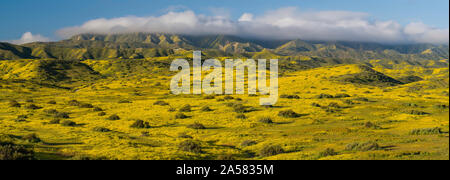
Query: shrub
179 104 192 112
25 99 34 103
54 112 69 119
223 95 234 100
0 142 34 160
61 120 77 127
48 119 60 124
259 145 284 157
345 142 381 151
278 109 300 118
203 95 215 99
410 127 442 135
201 106 213 112
168 107 176 112
236 114 247 119
79 103 94 108
178 133 193 139
364 121 381 129
118 100 132 104
344 100 355 105
259 117 273 124
8 100 21 108
232 104 248 113
354 97 369 102
67 100 81 106
47 100 57 104
44 109 59 115
25 104 42 110
93 107 103 112
98 112 106 116
327 102 341 108
175 112 189 119
241 140 257 147
334 93 351 98
178 140 202 153
93 127 111 132
130 120 151 129
153 101 169 106
187 122 206 129
280 94 300 99
317 94 334 99
107 114 120 120
319 148 338 157
408 110 429 115
311 103 321 107
22 134 41 143
434 104 449 109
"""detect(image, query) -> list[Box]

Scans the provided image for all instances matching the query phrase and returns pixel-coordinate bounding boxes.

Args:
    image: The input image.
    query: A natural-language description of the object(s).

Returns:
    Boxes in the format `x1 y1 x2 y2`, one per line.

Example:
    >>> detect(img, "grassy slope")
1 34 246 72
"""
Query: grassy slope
0 60 448 160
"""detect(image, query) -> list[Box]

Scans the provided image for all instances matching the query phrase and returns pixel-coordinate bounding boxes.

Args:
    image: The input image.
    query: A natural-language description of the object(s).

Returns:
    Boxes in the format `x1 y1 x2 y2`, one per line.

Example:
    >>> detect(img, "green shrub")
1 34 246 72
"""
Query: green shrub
236 114 247 119
334 93 351 98
201 106 213 112
364 121 381 129
259 117 273 124
408 110 429 115
187 122 206 129
25 104 42 110
203 95 215 99
44 109 59 115
178 140 202 153
311 103 321 107
67 100 81 106
345 142 381 151
223 95 234 100
0 142 34 160
153 100 169 106
280 94 300 99
61 120 77 127
232 104 248 113
241 140 257 147
93 107 103 112
168 107 176 112
22 134 41 143
175 112 189 119
410 127 442 135
48 119 60 124
327 102 341 108
107 114 120 120
179 104 192 112
434 104 449 109
47 100 57 104
79 103 94 108
130 120 151 129
98 112 106 116
118 100 132 104
54 112 69 119
259 145 284 157
93 127 111 132
354 97 369 102
317 94 334 99
178 133 193 139
278 109 300 118
319 148 338 157
8 100 21 108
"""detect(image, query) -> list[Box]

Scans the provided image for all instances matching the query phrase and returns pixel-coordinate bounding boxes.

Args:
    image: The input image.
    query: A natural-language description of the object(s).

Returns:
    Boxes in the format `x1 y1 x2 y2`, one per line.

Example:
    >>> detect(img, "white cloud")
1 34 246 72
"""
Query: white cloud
10 32 51 44
238 13 253 22
57 7 449 44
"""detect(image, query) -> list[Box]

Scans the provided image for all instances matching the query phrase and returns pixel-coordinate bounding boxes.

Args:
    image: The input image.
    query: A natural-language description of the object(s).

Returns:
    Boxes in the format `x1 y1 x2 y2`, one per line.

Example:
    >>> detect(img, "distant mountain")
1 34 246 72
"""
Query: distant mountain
0 33 448 61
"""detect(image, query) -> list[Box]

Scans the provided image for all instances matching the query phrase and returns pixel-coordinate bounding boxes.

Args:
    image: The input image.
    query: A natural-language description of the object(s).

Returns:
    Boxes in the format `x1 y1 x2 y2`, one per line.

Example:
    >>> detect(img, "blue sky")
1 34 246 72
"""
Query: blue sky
1 0 448 43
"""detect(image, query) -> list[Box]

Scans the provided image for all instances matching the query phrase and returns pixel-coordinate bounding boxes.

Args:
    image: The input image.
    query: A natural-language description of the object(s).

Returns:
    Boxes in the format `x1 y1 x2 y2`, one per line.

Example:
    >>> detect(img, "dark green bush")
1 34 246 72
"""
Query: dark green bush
22 134 41 143
259 117 273 124
179 104 192 112
311 103 321 107
153 100 169 106
178 133 193 139
48 119 60 124
408 110 429 115
318 148 338 157
410 127 442 135
61 120 77 127
223 95 234 100
47 100 57 104
364 121 381 129
203 95 215 99
278 109 300 118
187 122 206 129
79 103 94 108
107 114 120 120
345 142 381 151
241 140 257 147
0 142 34 160
280 94 300 99
175 112 189 119
98 112 106 116
54 112 69 119
93 107 103 112
259 145 284 157
118 100 132 104
8 100 21 108
178 140 202 153
25 104 42 110
130 120 151 129
334 93 351 98
67 100 81 106
201 106 213 112
93 127 111 132
317 94 334 99
236 114 247 119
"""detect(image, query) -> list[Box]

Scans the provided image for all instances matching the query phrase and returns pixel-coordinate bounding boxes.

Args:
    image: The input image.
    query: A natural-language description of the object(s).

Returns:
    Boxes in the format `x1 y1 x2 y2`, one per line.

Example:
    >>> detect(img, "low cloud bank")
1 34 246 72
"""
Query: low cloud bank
52 7 448 44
